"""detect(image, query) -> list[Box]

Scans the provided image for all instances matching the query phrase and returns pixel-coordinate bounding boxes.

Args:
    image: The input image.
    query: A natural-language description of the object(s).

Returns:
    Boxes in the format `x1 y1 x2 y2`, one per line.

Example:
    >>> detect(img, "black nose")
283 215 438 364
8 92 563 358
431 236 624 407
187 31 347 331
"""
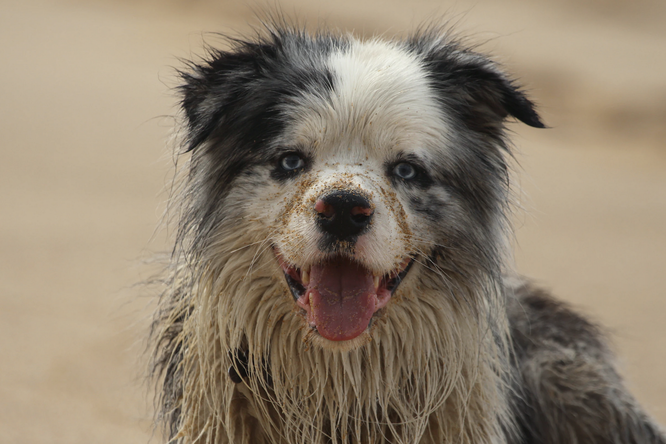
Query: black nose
315 191 374 241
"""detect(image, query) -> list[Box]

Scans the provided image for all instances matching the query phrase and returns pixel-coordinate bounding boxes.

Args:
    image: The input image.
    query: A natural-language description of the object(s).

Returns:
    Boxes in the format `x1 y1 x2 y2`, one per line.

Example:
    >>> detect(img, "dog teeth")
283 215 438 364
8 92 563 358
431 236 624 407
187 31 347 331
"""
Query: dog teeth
302 268 310 286
373 275 380 291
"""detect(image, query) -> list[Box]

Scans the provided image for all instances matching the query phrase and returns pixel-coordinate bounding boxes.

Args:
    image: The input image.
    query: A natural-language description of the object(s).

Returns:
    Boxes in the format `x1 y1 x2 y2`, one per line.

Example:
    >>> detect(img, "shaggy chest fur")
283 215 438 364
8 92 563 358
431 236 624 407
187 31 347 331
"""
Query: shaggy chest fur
150 25 665 444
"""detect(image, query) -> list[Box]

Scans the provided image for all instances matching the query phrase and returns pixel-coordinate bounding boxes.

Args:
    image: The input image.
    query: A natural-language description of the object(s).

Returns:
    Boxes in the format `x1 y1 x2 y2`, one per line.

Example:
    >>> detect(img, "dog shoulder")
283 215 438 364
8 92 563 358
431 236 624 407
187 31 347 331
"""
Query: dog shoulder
505 279 665 444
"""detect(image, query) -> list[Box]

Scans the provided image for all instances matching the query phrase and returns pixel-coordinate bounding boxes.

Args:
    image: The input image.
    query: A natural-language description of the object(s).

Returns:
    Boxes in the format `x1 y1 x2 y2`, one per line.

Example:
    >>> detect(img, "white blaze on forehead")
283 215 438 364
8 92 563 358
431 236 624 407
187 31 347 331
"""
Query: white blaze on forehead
286 38 449 159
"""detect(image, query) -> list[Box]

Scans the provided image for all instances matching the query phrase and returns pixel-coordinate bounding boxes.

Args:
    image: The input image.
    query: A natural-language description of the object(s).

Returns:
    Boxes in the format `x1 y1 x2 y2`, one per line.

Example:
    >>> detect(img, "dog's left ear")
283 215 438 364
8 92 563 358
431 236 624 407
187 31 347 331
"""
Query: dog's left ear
423 49 545 131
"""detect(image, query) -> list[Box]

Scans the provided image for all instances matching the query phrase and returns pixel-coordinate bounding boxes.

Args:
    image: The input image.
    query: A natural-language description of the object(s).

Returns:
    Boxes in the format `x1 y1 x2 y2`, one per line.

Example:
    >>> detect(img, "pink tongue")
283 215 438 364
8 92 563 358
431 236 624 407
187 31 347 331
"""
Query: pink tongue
307 259 377 341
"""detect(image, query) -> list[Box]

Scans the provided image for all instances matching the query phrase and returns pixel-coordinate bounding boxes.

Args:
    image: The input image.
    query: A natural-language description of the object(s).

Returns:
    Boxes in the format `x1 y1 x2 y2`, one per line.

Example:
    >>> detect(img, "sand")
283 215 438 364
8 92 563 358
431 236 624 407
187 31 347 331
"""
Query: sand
0 0 664 442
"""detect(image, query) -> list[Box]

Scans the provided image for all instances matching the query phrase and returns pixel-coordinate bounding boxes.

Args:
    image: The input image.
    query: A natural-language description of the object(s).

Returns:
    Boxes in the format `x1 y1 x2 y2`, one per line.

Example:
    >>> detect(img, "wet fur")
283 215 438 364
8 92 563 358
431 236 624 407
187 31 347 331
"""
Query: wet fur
150 24 665 444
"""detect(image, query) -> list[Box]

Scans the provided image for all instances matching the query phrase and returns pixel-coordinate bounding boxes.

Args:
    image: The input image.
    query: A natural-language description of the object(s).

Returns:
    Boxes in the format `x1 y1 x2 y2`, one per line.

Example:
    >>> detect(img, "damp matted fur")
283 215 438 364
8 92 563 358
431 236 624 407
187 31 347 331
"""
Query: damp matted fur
149 22 666 444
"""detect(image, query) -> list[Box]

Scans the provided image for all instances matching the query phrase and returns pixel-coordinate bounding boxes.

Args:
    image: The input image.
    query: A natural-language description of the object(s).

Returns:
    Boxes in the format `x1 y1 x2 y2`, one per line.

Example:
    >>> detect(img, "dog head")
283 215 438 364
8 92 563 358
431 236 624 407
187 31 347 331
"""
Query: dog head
176 28 542 347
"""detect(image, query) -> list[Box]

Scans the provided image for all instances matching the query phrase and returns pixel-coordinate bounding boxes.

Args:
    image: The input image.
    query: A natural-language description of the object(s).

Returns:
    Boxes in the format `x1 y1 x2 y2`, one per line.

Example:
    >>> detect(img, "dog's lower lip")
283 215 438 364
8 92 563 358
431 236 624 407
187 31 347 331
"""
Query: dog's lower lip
284 270 305 302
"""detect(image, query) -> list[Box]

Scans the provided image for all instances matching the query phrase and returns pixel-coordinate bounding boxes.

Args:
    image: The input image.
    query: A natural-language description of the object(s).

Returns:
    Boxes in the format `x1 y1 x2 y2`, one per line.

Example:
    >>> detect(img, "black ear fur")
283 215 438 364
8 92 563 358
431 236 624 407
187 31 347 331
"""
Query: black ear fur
178 42 280 153
452 58 545 129
177 30 338 154
416 41 545 131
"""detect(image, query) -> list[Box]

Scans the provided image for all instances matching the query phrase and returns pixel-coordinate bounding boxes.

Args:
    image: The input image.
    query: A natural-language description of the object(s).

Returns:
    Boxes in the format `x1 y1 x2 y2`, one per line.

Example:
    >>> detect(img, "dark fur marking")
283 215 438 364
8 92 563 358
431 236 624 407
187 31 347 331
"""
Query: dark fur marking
408 194 445 221
508 284 666 444
179 30 341 204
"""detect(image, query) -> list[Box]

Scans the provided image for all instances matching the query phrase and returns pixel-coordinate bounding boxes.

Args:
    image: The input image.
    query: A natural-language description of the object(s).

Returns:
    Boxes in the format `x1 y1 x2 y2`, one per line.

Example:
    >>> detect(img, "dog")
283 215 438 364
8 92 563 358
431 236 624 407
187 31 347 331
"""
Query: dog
149 24 666 444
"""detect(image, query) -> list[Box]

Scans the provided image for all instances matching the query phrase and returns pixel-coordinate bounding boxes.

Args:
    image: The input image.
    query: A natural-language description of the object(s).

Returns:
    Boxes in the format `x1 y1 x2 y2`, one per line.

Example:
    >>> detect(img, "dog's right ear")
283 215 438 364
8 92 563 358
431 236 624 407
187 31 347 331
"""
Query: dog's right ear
178 47 263 152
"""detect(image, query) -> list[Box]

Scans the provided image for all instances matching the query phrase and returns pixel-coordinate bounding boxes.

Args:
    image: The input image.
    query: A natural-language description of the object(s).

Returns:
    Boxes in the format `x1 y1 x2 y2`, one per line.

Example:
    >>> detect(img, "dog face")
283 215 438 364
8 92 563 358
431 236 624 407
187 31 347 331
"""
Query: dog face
177 30 543 348
260 41 449 342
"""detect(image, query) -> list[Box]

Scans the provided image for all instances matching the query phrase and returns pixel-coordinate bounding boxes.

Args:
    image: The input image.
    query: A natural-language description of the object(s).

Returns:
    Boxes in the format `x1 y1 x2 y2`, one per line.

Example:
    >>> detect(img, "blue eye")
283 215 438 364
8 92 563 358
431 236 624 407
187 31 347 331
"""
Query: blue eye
393 162 416 180
281 154 305 171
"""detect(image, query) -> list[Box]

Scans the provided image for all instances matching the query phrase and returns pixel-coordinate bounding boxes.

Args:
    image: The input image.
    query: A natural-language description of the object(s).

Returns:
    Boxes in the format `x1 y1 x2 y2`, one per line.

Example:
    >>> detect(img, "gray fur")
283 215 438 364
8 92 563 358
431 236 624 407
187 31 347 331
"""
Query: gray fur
507 282 665 444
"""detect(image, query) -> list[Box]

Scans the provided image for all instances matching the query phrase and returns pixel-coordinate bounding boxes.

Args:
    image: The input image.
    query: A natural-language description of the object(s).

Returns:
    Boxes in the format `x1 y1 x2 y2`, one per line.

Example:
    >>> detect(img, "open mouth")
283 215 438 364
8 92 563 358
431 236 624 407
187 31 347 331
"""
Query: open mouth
276 251 413 342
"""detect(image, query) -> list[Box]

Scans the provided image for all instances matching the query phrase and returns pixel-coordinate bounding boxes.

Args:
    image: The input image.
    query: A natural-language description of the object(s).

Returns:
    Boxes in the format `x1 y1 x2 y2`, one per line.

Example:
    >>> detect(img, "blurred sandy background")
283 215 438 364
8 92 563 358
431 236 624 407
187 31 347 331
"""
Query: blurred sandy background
1 0 664 442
